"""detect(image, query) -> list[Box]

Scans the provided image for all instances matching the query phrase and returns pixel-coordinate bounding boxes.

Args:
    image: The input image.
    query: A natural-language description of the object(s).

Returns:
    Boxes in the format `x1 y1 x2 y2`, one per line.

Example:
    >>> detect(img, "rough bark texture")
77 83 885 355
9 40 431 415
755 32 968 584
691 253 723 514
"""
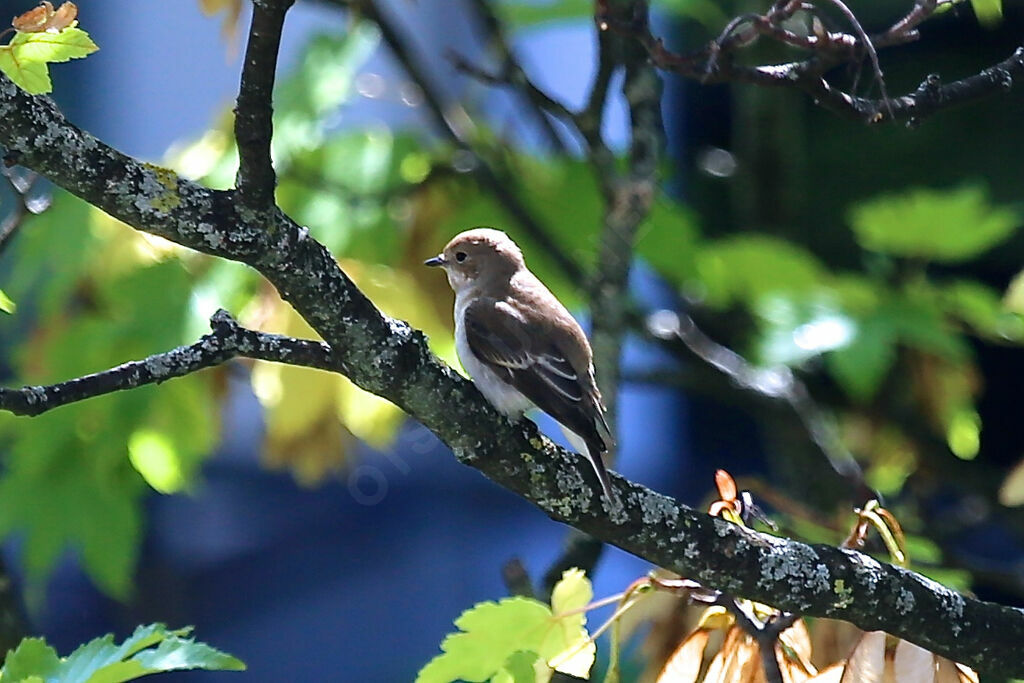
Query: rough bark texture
1 68 1024 675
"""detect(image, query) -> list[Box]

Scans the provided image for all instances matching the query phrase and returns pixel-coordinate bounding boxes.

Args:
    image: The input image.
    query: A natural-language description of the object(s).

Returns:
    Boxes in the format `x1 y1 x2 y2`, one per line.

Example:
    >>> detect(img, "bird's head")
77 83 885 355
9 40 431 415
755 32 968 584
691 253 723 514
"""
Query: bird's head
424 227 525 293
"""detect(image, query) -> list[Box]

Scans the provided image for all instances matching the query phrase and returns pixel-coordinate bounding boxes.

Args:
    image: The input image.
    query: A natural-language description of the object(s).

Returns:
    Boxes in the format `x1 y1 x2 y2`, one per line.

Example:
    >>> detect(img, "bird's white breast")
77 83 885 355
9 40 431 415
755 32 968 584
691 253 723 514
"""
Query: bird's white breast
454 292 534 416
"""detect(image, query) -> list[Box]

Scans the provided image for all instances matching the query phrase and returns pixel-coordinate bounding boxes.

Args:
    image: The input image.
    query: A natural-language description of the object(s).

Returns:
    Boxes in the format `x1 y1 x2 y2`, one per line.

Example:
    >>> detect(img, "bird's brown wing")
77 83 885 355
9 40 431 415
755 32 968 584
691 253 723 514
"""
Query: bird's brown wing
463 299 608 452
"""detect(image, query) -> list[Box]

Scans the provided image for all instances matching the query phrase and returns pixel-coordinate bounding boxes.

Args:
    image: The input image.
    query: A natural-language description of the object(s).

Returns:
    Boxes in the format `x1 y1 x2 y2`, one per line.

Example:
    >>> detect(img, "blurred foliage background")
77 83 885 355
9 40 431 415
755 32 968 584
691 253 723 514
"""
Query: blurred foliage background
1 0 1024 678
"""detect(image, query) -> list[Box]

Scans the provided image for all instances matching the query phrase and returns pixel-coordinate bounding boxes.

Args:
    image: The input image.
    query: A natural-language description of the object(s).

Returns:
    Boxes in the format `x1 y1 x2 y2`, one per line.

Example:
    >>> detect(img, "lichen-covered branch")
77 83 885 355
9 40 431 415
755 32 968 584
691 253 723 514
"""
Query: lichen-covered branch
234 0 294 209
2 52 1024 683
0 310 334 417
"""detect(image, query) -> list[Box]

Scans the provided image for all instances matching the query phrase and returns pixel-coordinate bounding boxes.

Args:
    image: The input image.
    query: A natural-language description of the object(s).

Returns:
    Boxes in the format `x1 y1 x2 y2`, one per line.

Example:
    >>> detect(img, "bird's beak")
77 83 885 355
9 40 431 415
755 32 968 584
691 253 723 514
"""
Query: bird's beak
423 254 446 267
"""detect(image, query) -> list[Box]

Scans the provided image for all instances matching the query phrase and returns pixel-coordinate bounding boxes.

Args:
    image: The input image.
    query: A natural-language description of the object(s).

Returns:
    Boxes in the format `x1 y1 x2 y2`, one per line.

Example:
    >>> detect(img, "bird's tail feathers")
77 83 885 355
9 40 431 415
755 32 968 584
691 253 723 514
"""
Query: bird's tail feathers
584 437 617 503
561 425 617 502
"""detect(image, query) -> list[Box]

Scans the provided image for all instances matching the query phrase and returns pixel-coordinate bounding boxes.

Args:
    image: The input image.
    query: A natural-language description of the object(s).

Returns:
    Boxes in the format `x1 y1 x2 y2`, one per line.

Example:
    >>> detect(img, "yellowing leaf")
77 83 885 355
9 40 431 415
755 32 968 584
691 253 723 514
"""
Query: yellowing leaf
544 568 596 677
998 456 1024 507
197 0 243 43
0 288 16 314
128 429 187 494
336 375 403 450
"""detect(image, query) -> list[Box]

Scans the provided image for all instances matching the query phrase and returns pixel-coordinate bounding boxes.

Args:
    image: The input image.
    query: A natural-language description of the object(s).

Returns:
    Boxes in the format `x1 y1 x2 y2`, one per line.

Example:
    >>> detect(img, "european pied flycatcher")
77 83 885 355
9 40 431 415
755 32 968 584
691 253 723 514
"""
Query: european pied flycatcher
425 228 615 500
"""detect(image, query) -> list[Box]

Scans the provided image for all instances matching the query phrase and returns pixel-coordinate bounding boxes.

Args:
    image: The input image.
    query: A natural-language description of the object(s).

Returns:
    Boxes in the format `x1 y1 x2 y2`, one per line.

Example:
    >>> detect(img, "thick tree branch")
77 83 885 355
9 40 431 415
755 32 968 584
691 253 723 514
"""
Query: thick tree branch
0 310 333 417
234 0 294 209
2 60 1024 682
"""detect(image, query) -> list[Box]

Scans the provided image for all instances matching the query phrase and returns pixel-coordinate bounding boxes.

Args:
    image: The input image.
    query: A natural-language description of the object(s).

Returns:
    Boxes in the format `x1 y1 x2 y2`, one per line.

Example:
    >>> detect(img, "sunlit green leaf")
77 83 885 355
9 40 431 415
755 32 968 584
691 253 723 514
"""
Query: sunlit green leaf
848 186 1019 262
0 27 98 94
0 288 15 314
416 569 594 683
0 624 244 681
2 638 61 681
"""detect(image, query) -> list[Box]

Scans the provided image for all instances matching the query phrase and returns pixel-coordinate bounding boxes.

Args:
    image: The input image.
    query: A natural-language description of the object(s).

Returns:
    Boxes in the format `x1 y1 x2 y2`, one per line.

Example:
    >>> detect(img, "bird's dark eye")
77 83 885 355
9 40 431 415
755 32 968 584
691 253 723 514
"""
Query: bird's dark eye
455 251 467 263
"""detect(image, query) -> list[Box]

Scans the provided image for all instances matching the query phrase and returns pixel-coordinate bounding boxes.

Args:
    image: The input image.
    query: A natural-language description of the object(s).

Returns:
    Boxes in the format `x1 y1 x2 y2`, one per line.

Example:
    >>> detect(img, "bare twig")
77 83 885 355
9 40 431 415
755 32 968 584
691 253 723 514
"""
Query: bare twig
646 309 875 501
621 0 1023 125
0 310 336 417
234 0 295 209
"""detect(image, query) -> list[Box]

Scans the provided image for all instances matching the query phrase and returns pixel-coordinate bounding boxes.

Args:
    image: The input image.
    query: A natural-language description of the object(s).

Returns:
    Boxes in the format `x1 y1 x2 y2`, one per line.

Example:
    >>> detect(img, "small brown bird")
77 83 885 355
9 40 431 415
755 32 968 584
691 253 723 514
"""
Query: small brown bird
425 228 615 500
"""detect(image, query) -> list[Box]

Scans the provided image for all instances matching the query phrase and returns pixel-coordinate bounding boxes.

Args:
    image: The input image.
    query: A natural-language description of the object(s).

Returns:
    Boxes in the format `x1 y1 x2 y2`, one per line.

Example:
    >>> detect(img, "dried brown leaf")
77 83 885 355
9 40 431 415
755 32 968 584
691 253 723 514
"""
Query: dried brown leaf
11 1 76 33
934 657 960 683
807 663 845 683
892 639 935 683
952 662 978 683
715 469 738 502
704 626 743 683
839 630 886 683
657 629 711 683
780 619 815 665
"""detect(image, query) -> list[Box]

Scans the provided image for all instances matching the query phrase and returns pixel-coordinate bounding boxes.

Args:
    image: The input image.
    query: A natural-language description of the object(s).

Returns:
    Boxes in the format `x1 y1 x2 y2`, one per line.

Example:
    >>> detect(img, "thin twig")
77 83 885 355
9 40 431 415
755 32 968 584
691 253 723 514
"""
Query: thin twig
0 310 336 417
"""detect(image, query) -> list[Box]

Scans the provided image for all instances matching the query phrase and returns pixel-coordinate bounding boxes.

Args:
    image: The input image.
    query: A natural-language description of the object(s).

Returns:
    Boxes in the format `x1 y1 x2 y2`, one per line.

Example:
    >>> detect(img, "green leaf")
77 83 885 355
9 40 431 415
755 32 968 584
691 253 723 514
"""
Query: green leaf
0 624 244 682
0 254 212 598
827 311 898 402
0 50 50 94
0 27 99 94
635 199 700 287
9 27 99 62
754 294 855 366
827 292 970 401
0 288 15 314
544 568 595 677
941 280 1024 341
970 0 1002 26
496 0 591 28
493 651 551 683
416 598 552 683
416 569 595 683
695 235 825 308
3 638 61 681
848 186 1019 262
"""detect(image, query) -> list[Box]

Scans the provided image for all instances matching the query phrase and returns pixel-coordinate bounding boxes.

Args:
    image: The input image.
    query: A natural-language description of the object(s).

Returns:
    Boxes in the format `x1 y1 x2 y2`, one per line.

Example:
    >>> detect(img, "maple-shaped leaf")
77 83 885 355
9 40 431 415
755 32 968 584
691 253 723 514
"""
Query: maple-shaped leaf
0 24 98 94
416 569 596 682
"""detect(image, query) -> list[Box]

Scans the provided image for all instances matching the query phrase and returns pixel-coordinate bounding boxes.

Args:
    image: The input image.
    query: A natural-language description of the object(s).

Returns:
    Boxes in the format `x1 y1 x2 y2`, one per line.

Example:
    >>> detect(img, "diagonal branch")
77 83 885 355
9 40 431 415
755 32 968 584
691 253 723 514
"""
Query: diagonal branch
2 56 1024 681
0 310 334 417
234 0 294 210
621 0 1024 126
